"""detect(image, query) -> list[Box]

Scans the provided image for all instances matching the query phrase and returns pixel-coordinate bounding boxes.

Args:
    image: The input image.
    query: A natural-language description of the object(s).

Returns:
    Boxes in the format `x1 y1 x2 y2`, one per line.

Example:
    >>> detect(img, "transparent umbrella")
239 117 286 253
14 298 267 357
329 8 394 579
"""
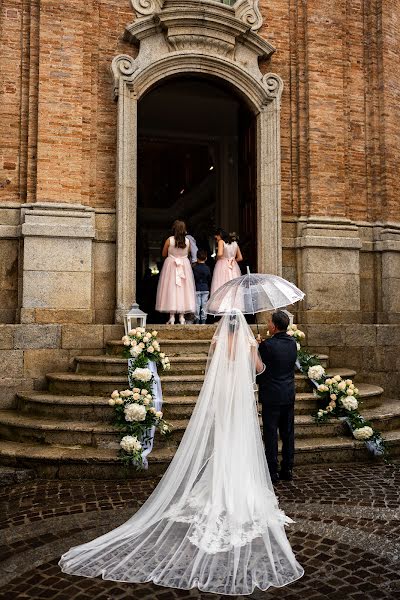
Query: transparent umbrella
206 269 305 316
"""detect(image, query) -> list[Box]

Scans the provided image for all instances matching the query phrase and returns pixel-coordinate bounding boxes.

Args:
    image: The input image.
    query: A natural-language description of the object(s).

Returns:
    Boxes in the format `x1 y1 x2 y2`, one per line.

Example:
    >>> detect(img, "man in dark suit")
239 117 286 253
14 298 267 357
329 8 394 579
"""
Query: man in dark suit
256 310 297 484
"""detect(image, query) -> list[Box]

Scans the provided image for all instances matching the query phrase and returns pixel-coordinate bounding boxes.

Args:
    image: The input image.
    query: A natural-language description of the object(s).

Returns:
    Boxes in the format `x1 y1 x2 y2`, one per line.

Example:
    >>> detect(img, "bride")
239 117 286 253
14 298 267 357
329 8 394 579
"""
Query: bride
59 310 304 595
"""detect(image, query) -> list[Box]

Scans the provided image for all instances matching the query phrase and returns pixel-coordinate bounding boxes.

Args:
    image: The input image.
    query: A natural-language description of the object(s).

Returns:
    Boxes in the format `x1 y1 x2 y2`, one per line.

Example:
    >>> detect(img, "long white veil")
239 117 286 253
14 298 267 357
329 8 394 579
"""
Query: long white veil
59 311 303 595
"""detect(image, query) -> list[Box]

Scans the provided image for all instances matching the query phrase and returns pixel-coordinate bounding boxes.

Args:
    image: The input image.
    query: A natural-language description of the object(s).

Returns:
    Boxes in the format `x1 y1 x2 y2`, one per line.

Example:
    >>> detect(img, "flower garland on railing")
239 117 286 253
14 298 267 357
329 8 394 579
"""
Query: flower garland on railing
288 324 386 458
108 328 171 468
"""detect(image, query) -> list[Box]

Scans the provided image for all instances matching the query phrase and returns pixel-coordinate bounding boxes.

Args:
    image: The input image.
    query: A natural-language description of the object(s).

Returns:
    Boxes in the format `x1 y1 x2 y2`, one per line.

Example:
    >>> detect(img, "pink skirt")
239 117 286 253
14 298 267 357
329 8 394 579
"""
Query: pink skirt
156 256 196 313
211 258 241 296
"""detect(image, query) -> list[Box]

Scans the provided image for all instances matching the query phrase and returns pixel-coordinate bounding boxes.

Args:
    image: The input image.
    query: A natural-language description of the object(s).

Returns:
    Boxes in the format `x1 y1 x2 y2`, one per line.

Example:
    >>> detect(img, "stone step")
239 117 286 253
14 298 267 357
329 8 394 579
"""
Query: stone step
75 353 329 376
74 355 208 376
0 430 399 479
1 396 394 450
106 338 329 367
47 368 355 397
15 383 383 424
106 339 211 357
140 324 270 340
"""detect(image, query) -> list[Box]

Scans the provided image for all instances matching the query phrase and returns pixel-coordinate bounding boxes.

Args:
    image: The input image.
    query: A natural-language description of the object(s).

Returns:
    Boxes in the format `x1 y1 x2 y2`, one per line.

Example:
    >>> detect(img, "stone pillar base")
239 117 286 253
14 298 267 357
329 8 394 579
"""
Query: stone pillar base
296 220 362 324
21 203 95 324
376 227 400 323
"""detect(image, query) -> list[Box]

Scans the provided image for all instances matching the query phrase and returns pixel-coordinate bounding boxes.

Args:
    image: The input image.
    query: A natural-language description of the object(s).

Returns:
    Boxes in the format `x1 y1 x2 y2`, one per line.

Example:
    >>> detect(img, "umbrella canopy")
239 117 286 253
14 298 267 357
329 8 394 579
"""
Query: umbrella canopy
206 272 305 315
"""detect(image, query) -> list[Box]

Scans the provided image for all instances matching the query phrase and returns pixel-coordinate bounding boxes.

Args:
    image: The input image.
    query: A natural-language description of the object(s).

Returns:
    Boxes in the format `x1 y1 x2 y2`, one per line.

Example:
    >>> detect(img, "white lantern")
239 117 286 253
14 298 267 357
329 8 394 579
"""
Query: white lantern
124 303 148 335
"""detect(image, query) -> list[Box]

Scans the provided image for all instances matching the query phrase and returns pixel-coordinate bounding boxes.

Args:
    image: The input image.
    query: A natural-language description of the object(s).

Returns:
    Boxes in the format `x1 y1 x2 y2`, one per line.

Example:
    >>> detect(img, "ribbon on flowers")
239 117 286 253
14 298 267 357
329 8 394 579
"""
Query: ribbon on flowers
174 257 186 287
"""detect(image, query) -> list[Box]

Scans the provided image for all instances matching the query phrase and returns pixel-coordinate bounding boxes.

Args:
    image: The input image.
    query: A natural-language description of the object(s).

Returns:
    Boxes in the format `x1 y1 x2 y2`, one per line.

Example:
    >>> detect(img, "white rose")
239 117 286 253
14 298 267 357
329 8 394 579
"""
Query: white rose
345 379 352 385
330 393 337 401
308 365 325 380
122 335 131 346
140 389 147 396
108 398 116 406
132 392 141 400
300 331 306 338
146 394 152 402
120 389 133 398
153 341 160 351
133 388 140 393
111 390 119 399
152 330 158 337
291 324 298 331
120 435 142 453
149 407 157 414
353 426 374 441
317 384 326 392
138 342 145 349
346 389 354 396
326 405 333 412
155 411 163 419
160 353 165 358
115 398 124 406
132 367 152 382
354 387 359 395
130 347 139 357
143 398 150 405
124 403 147 422
148 346 154 353
337 381 346 391
287 330 294 336
334 375 342 382
128 329 137 336
130 339 137 347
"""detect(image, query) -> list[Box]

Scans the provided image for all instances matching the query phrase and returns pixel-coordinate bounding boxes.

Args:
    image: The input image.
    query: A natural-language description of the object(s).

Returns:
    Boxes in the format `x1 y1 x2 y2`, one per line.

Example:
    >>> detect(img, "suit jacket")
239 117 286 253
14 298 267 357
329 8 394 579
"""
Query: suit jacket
256 332 297 405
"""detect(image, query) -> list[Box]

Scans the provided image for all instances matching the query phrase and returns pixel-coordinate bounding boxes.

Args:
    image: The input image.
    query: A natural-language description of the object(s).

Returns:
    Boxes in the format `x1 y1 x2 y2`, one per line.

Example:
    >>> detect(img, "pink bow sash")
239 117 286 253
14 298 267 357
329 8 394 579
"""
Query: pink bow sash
174 258 186 287
227 258 235 270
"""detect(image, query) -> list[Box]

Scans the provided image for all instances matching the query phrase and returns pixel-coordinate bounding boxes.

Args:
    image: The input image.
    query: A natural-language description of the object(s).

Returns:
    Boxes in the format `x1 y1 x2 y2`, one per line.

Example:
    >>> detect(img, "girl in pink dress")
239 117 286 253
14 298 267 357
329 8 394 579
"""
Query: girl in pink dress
156 220 196 325
211 229 243 296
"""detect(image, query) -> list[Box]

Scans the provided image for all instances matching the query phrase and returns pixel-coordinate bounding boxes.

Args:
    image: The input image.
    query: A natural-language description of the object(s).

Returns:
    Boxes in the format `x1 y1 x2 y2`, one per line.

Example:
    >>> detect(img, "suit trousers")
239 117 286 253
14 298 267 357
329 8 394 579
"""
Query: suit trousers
261 402 295 476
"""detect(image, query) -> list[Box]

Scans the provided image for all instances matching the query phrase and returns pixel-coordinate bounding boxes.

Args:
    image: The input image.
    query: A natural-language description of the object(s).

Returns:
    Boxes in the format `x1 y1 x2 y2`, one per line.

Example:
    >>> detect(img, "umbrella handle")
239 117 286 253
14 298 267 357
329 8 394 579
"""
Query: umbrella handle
255 313 259 334
246 266 251 275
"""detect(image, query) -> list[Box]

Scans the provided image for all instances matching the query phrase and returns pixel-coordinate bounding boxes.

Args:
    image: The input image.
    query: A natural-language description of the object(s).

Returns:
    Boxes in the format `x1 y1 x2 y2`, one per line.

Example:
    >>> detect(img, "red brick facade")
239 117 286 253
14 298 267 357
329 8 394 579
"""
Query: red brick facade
1 0 398 221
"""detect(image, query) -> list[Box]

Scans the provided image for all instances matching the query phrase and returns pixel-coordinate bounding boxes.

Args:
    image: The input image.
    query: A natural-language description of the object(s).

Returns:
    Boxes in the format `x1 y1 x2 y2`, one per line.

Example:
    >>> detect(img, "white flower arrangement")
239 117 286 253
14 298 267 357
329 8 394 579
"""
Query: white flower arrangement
352 426 374 441
293 323 386 458
108 328 172 468
124 403 147 422
132 367 152 383
308 364 325 381
120 435 142 453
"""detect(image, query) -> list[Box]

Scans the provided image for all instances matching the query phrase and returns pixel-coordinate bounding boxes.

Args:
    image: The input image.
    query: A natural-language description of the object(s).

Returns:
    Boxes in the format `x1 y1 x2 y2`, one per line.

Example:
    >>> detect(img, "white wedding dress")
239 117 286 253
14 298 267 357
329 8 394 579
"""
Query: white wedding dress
59 311 304 595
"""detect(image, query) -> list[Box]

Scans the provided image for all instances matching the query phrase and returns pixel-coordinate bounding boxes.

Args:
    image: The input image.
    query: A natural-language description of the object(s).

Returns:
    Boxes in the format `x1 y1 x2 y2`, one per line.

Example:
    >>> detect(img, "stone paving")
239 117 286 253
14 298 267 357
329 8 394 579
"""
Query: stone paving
0 463 399 600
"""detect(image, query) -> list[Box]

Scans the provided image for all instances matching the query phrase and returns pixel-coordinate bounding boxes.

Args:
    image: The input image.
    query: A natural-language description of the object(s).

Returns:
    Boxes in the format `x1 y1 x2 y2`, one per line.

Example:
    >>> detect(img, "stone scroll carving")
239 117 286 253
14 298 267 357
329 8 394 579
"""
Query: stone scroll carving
130 0 263 31
262 73 284 102
131 0 163 17
111 55 137 97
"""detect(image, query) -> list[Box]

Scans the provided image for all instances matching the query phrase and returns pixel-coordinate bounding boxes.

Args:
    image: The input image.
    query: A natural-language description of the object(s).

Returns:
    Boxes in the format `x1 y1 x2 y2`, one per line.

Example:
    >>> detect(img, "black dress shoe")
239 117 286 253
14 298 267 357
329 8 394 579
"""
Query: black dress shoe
270 473 280 484
279 469 293 481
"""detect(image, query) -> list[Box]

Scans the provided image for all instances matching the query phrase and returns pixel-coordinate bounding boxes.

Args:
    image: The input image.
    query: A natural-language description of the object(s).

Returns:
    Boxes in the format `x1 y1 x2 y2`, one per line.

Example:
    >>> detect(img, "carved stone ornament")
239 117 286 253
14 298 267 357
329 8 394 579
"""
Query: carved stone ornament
130 0 263 32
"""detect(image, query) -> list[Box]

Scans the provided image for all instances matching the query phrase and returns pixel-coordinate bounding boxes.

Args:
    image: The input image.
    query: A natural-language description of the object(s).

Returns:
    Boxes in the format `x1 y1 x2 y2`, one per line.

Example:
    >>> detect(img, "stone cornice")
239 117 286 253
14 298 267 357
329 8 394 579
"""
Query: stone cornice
130 0 263 32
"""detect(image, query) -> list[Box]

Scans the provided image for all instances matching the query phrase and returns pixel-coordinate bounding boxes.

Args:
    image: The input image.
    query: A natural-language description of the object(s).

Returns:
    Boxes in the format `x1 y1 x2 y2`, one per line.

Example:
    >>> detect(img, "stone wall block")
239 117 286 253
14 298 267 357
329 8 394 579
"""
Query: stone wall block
376 324 400 346
344 325 377 347
0 350 24 378
23 272 92 310
306 324 346 347
0 325 14 349
302 273 360 312
302 247 360 274
24 238 92 272
14 325 61 349
103 325 125 342
23 349 71 378
62 325 104 349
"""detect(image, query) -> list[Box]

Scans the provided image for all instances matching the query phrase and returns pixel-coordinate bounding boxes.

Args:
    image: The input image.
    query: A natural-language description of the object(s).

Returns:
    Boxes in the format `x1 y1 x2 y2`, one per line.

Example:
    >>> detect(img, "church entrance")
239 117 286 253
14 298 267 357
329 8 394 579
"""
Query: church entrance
136 76 257 321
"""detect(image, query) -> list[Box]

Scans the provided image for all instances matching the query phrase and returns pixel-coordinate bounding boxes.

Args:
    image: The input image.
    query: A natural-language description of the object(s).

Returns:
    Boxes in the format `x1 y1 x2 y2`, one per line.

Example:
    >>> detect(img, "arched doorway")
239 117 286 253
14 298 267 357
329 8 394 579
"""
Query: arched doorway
136 76 257 320
111 2 283 322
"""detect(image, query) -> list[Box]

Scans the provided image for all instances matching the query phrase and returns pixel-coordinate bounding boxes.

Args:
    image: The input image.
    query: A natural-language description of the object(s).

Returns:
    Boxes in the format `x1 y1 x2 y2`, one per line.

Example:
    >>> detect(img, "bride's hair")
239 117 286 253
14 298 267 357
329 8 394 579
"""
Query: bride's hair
172 220 187 249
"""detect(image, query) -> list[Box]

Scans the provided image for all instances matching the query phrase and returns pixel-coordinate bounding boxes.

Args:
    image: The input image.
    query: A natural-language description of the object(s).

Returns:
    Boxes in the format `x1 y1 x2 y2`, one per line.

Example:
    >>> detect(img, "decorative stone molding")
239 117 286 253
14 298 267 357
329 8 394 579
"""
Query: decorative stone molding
113 0 281 320
130 0 263 32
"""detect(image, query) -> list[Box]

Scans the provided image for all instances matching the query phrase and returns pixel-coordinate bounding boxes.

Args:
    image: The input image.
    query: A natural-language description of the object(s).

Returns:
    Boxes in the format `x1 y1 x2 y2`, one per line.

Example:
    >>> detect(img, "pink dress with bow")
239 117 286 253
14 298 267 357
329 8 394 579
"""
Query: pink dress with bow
211 241 241 296
156 236 196 313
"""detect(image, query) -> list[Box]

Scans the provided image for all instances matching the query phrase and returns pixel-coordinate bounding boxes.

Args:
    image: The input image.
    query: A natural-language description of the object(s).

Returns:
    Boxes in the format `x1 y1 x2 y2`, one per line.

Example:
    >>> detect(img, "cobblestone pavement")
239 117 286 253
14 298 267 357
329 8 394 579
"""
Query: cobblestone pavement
0 462 399 600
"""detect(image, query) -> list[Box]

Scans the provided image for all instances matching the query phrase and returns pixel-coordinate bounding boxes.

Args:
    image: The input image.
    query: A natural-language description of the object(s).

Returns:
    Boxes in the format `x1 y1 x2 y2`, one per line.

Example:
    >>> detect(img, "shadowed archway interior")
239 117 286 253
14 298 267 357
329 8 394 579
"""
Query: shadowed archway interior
136 76 257 321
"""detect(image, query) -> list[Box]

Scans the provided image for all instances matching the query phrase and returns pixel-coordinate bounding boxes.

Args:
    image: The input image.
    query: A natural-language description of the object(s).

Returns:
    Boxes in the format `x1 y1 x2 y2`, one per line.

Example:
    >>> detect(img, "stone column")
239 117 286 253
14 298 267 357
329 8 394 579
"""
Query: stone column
296 220 362 323
257 74 284 276
112 56 138 323
376 227 400 323
20 203 95 324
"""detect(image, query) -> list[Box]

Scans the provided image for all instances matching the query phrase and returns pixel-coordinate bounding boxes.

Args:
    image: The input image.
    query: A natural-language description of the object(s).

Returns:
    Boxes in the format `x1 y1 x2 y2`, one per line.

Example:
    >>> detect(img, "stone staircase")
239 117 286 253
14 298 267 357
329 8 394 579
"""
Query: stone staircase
0 325 399 479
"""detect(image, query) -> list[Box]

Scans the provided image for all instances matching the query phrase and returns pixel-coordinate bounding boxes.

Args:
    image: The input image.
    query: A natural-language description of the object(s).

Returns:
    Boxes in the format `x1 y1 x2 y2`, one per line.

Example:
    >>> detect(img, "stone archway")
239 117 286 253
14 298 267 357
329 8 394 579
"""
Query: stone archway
111 0 283 321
